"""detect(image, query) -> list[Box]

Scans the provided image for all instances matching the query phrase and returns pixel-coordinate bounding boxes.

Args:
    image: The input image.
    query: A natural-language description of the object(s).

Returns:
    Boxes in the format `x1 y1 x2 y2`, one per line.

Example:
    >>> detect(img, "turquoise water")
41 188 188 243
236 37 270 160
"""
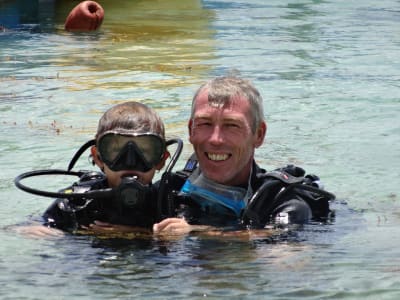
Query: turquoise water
1 0 400 298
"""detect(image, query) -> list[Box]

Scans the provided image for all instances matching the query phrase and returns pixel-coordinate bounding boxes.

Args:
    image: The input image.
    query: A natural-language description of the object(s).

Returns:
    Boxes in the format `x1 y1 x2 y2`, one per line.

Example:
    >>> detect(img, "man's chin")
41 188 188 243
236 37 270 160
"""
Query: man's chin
202 171 229 186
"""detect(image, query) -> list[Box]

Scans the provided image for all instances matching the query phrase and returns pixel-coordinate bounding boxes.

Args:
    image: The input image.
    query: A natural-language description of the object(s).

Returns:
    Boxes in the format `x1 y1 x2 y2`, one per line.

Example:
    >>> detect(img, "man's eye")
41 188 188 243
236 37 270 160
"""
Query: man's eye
197 121 211 127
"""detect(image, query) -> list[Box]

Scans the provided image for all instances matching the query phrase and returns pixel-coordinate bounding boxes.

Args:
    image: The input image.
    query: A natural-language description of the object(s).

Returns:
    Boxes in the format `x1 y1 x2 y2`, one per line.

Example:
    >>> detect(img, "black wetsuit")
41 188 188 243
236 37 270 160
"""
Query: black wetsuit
42 160 334 232
161 159 335 229
42 172 157 232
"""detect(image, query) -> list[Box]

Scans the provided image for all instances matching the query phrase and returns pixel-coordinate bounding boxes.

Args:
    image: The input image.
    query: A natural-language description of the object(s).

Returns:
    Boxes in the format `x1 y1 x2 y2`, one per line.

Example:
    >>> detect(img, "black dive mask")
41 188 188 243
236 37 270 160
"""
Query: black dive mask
97 131 166 172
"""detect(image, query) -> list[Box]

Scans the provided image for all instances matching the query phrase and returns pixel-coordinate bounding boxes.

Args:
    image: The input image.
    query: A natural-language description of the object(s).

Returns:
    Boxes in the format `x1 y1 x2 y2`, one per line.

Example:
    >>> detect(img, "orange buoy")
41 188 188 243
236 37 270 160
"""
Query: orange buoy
65 1 104 31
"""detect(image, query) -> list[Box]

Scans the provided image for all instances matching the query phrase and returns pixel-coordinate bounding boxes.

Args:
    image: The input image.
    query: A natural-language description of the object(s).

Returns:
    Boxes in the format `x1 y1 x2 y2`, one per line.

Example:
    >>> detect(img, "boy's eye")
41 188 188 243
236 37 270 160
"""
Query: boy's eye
109 145 122 155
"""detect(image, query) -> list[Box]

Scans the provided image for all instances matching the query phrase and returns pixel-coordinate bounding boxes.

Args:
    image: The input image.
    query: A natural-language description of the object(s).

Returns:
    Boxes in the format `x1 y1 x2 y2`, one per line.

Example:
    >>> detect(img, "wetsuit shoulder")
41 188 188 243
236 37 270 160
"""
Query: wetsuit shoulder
244 163 334 227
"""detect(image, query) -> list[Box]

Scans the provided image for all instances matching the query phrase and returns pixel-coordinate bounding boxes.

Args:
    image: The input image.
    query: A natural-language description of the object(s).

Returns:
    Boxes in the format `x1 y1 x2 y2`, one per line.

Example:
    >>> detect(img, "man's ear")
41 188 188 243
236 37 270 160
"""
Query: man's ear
188 119 193 142
155 151 170 170
91 146 104 169
254 121 267 148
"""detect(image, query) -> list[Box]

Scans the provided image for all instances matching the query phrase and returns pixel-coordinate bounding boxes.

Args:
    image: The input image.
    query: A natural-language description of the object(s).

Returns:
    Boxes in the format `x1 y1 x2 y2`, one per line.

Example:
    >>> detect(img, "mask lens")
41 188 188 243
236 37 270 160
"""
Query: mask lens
98 133 165 171
133 135 164 164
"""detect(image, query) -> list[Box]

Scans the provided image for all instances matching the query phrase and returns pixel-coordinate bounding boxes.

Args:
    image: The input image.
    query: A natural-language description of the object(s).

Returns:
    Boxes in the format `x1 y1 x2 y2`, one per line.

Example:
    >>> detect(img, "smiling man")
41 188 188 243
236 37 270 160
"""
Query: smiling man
188 79 266 186
153 76 335 234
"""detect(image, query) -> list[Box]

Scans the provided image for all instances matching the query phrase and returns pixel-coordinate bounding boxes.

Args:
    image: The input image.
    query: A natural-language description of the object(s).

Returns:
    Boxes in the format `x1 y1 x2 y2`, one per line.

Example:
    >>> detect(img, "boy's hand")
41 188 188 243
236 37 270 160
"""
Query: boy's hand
83 220 150 234
15 225 64 238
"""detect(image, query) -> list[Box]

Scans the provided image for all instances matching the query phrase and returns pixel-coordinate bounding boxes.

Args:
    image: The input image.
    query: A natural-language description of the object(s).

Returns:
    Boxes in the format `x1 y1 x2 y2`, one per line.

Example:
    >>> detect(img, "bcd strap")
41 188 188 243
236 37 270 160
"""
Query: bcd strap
183 154 198 173
258 170 305 184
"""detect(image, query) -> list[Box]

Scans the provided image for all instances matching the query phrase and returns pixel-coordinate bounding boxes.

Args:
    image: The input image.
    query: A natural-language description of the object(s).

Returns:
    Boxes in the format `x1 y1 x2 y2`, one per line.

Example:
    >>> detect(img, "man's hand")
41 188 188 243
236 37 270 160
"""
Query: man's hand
153 218 193 235
153 218 213 235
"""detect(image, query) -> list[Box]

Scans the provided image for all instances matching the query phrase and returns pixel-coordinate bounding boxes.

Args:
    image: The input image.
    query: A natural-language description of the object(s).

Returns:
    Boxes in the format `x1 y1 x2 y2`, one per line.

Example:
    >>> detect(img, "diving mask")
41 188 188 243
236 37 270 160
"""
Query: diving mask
97 131 165 172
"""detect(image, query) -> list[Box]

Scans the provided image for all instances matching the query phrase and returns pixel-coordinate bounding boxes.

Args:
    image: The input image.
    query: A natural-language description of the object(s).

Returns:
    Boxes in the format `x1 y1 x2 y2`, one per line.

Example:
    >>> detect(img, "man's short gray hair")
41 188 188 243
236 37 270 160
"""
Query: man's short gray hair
191 76 265 133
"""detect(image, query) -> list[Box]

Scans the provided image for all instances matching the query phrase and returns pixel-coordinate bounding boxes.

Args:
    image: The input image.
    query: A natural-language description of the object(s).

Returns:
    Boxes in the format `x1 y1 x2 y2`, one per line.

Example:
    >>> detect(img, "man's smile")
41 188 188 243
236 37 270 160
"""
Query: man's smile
206 152 231 161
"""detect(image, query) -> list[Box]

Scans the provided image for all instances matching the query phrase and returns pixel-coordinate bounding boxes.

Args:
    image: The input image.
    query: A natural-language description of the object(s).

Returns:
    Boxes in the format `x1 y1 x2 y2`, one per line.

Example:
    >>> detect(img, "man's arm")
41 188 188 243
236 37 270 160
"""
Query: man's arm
271 198 312 225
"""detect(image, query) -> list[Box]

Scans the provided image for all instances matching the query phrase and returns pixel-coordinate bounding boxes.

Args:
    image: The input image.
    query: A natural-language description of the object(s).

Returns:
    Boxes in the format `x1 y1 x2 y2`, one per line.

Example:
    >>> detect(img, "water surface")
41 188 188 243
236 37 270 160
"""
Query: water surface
1 0 399 298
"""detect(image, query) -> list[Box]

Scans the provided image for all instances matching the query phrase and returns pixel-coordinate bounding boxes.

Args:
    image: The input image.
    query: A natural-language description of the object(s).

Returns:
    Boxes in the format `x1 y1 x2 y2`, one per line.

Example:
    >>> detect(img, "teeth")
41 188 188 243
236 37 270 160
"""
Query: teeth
207 153 229 161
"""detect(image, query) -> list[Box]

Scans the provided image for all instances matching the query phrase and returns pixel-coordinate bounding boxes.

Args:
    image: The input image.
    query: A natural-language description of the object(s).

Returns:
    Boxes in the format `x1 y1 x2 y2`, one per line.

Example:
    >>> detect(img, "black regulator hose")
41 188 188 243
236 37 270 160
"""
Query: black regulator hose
165 138 183 173
14 169 113 200
157 138 183 220
67 139 96 171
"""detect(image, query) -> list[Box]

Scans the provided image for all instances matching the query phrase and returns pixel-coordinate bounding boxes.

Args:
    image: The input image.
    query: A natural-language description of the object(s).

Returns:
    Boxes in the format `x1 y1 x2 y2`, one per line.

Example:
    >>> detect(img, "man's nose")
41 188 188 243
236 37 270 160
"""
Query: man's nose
209 125 224 144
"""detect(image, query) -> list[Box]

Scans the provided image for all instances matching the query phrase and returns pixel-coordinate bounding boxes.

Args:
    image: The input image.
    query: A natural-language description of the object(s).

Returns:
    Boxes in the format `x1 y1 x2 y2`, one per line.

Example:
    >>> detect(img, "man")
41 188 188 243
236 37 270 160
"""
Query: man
153 76 334 234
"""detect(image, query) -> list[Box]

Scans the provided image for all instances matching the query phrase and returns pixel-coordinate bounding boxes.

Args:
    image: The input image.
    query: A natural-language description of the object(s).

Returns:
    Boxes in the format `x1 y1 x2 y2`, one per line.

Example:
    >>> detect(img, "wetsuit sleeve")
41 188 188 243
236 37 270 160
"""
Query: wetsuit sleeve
271 198 312 225
42 198 77 231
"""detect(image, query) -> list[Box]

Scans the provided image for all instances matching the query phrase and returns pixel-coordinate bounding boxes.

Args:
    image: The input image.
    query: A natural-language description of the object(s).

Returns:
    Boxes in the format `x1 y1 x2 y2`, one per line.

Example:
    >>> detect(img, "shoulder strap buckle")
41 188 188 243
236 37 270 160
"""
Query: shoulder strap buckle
259 170 305 184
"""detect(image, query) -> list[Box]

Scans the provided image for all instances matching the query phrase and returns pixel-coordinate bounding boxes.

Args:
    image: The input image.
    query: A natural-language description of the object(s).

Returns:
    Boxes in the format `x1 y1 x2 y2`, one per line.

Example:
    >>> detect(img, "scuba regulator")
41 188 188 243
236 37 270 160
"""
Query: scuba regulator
14 138 183 221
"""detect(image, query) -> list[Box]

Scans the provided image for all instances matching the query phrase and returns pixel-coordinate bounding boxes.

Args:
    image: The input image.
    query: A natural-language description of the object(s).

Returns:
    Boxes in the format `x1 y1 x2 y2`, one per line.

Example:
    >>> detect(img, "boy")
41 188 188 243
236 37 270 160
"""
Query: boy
20 101 170 237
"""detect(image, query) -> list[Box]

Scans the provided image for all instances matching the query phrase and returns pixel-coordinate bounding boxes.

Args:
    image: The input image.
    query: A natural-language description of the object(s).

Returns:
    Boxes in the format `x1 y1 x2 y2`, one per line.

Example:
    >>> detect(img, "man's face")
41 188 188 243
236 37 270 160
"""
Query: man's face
189 90 266 186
